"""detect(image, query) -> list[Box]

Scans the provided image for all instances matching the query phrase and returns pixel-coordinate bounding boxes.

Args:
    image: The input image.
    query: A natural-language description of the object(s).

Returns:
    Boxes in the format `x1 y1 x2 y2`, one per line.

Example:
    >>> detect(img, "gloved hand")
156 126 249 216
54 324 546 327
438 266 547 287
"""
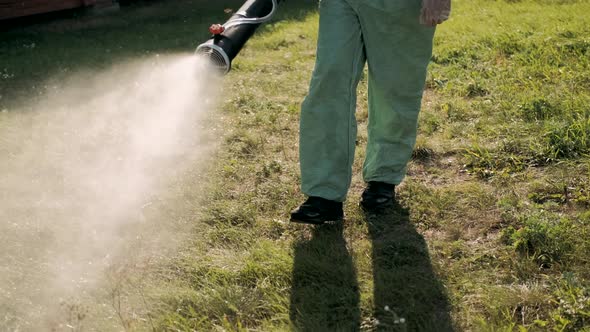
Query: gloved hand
420 0 451 26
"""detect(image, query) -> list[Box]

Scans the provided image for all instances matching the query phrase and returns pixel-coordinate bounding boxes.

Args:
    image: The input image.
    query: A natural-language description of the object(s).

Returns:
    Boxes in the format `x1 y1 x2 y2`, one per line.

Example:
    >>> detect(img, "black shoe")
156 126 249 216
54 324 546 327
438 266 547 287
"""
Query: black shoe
290 196 344 225
360 181 395 212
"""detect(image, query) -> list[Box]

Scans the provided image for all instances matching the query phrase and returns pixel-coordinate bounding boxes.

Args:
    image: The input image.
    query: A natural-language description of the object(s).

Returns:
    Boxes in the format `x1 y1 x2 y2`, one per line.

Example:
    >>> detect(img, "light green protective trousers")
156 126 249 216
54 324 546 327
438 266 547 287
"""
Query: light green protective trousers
300 0 436 202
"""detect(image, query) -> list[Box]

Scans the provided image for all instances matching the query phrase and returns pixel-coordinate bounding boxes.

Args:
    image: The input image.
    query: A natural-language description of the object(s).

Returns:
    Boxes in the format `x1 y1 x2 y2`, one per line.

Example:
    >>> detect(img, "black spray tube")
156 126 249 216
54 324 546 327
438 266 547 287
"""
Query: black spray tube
196 0 281 74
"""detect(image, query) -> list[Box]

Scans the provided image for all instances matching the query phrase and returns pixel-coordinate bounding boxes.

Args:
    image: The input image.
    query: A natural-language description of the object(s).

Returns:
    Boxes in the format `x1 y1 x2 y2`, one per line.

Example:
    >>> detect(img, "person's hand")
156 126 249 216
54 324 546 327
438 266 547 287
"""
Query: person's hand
420 0 451 26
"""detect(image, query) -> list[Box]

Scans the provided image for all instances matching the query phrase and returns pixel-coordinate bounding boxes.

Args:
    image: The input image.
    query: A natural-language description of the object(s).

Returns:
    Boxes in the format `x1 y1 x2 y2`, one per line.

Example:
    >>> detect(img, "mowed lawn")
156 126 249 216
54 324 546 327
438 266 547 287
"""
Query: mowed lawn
2 0 590 331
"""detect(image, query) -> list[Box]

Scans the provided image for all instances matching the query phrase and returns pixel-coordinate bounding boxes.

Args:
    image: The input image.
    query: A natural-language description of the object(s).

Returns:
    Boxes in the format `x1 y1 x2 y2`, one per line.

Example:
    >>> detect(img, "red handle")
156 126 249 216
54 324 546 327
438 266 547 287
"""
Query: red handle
209 24 225 35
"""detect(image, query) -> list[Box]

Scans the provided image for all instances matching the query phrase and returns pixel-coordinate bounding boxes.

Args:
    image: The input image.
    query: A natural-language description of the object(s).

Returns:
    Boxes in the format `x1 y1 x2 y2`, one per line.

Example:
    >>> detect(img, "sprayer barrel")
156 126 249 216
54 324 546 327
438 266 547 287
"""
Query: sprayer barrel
196 0 280 74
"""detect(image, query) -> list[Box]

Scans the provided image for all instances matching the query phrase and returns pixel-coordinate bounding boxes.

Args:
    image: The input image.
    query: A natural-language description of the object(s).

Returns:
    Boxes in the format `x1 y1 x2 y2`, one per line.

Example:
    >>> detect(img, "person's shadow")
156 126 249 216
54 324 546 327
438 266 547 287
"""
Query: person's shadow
290 202 454 331
366 203 454 331
289 223 361 331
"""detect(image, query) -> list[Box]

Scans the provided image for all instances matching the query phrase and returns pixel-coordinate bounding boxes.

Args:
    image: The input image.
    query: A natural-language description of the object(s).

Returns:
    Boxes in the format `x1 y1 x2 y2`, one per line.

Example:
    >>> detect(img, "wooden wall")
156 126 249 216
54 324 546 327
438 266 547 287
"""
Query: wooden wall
0 0 114 20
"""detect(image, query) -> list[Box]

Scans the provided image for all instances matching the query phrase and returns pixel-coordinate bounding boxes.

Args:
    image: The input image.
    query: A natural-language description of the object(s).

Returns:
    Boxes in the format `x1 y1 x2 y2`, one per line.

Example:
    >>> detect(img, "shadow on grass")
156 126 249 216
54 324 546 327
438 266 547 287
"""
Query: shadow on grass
290 203 454 331
290 223 361 331
366 203 454 331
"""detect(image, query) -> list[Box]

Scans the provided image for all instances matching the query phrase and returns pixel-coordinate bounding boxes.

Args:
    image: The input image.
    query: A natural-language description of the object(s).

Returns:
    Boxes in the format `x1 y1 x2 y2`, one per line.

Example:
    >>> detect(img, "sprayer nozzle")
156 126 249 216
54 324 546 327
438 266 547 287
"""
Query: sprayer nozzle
195 43 231 74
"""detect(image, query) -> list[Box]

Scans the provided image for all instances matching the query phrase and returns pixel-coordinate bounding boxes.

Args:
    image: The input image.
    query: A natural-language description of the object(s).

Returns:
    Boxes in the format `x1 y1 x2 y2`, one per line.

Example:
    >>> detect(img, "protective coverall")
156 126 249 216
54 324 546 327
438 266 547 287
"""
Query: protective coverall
299 0 440 202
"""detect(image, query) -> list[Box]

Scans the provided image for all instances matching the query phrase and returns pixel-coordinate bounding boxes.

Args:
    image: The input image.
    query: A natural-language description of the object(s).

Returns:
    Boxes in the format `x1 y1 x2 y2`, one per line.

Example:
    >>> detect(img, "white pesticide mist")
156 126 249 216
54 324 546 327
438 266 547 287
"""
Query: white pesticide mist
0 54 221 330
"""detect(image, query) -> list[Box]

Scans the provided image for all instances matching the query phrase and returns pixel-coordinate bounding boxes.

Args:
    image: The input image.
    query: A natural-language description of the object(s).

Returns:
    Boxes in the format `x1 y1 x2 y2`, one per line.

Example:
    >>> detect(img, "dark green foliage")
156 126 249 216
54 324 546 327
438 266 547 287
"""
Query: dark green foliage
519 98 558 121
546 117 590 159
505 212 575 268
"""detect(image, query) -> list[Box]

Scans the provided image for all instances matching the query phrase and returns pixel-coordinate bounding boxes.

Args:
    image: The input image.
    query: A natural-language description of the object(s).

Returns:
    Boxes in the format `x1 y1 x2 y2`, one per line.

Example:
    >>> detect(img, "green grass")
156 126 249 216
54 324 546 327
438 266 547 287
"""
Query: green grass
2 0 590 331
0 0 260 110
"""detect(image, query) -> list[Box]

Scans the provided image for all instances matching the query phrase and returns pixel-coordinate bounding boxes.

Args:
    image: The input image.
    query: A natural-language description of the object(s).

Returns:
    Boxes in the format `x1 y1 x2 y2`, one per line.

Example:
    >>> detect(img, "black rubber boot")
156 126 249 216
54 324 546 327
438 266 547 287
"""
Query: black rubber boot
290 196 344 225
360 181 395 212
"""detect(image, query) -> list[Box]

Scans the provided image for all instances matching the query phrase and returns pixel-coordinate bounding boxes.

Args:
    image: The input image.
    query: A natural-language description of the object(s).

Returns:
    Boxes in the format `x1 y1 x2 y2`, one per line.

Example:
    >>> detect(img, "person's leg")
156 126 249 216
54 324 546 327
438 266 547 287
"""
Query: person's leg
299 0 366 203
358 0 435 185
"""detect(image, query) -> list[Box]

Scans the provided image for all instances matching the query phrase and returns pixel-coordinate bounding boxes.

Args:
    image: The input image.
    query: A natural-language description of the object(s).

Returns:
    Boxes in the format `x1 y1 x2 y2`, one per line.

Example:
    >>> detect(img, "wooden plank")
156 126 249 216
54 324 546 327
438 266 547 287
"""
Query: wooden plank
0 0 82 19
0 0 81 19
0 0 82 10
0 0 113 20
